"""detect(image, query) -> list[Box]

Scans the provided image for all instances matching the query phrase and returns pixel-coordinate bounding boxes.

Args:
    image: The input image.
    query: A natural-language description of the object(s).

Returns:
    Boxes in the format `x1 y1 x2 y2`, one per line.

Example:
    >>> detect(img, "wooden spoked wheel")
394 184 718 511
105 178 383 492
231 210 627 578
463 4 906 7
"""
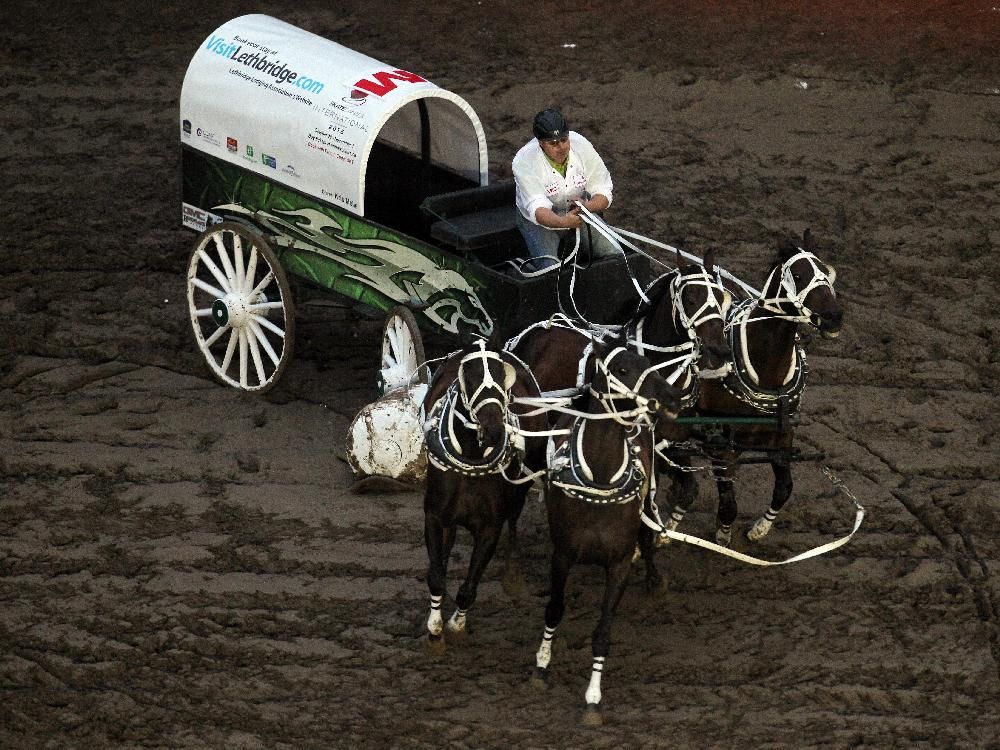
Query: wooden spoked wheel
186 221 295 392
378 306 427 396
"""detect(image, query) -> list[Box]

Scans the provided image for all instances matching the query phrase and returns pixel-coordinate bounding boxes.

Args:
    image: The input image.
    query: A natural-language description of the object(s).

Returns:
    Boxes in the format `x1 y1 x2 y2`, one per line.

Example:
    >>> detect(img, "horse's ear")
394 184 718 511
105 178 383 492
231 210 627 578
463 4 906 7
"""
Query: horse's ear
803 228 814 251
704 247 715 272
675 248 683 269
778 238 798 262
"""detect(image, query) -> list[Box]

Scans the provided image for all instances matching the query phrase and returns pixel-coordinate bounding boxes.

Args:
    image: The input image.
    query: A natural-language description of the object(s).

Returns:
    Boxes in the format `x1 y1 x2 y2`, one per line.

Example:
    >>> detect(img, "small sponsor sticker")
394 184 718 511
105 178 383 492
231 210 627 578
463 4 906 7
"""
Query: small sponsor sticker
226 137 238 153
182 203 221 232
262 153 277 168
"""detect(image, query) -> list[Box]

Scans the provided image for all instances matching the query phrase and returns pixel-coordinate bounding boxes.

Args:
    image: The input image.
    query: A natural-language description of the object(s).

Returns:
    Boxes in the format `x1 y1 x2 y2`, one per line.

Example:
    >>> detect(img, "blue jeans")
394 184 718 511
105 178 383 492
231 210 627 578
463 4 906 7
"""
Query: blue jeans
516 211 619 271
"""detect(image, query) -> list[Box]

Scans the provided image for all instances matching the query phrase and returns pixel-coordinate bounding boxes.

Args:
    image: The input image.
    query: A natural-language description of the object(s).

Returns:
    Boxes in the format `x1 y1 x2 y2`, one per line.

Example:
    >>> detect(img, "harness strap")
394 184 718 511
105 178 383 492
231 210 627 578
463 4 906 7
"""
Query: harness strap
640 467 865 566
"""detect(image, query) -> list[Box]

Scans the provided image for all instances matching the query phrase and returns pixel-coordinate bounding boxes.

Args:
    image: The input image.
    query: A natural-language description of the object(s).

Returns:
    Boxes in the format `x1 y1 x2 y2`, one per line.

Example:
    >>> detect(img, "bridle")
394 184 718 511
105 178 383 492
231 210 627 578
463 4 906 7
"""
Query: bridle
456 340 516 424
629 266 732 389
425 341 520 478
588 346 665 428
758 250 837 328
548 347 665 505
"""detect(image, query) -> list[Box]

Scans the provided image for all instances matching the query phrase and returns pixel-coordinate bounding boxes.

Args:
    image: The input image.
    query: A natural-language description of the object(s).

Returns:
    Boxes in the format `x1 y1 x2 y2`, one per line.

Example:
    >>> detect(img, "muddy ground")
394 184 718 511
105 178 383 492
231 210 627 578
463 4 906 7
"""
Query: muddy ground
3 1 999 747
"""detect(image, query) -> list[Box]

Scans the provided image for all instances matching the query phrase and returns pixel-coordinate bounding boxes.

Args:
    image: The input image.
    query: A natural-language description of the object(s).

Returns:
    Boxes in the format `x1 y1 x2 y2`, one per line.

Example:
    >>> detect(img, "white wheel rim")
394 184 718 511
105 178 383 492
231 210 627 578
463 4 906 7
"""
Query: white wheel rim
380 313 420 393
187 226 291 391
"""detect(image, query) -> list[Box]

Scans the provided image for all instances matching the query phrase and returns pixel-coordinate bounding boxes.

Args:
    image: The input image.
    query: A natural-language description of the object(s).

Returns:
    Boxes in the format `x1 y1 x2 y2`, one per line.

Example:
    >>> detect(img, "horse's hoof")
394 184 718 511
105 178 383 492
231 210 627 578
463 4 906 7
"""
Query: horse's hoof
715 527 732 546
630 545 642 564
581 704 603 727
746 518 773 542
529 667 548 690
445 624 469 642
655 531 672 547
425 633 446 657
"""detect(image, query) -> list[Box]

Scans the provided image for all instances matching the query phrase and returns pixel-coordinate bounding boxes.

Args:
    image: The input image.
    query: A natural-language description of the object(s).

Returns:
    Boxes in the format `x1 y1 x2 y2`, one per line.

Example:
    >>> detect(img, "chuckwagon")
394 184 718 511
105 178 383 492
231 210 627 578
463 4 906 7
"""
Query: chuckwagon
180 14 652 398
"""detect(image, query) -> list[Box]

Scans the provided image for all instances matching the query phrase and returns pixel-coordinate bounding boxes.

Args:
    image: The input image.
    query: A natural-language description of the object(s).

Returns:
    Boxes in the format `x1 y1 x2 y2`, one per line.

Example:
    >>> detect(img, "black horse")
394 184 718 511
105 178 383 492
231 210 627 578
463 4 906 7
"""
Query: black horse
664 229 844 544
422 340 546 648
529 342 681 725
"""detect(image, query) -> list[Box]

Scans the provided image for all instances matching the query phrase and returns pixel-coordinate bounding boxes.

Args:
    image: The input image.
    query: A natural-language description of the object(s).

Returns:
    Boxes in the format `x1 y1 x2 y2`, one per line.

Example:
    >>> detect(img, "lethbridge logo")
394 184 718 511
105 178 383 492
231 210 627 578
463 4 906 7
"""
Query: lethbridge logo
205 34 325 94
350 69 427 99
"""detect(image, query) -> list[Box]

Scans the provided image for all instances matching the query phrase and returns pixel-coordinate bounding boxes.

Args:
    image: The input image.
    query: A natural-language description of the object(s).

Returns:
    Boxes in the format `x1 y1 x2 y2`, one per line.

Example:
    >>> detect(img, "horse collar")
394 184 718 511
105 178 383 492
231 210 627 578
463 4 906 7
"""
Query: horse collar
425 383 517 477
722 302 808 414
548 418 648 505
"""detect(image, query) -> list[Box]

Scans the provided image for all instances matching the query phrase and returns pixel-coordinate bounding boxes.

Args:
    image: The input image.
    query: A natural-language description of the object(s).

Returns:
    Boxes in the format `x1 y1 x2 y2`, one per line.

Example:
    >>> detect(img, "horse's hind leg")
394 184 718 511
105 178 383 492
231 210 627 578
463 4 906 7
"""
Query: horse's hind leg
501 489 530 601
583 555 632 726
748 457 792 542
656 462 699 547
447 525 502 636
714 463 738 546
532 551 571 686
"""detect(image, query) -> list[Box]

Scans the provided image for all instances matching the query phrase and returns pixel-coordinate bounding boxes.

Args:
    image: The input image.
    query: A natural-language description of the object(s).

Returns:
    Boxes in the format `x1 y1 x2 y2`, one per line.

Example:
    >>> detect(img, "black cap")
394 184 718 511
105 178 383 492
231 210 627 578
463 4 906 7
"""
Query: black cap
533 108 569 140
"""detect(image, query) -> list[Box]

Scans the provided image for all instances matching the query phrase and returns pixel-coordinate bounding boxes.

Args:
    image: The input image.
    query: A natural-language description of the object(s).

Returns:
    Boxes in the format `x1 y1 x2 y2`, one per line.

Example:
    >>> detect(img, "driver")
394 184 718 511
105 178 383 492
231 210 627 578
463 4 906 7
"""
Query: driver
512 108 617 271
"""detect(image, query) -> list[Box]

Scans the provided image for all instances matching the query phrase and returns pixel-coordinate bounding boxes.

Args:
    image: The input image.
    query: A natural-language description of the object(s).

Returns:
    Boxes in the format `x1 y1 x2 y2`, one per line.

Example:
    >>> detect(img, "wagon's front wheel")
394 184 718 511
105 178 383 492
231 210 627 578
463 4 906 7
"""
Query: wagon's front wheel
378 306 427 396
186 221 295 392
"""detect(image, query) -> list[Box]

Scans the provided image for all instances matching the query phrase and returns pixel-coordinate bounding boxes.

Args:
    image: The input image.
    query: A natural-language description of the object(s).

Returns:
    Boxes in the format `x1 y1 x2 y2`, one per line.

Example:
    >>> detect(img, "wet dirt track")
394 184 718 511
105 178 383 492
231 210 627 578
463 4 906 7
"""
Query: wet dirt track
2 2 1000 747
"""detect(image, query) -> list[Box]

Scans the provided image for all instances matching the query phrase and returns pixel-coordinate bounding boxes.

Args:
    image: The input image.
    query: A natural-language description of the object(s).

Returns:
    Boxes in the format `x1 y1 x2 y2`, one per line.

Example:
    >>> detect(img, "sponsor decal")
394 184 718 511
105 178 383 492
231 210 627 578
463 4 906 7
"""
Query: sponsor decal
182 203 221 232
244 145 255 160
195 127 221 147
182 119 192 138
226 137 238 153
281 163 299 178
204 33 326 94
262 153 277 169
350 69 427 99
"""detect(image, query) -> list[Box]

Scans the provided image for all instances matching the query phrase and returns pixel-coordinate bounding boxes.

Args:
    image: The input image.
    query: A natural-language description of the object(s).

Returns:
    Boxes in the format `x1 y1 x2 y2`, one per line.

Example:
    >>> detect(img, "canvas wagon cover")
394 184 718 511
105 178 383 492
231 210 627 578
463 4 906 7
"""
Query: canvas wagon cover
180 14 488 216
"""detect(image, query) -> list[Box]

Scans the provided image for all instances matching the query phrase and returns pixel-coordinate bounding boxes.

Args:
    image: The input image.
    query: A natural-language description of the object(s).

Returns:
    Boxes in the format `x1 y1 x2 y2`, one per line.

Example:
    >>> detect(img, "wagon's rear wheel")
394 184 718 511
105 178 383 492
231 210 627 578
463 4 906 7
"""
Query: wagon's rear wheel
186 221 295 392
378 306 427 396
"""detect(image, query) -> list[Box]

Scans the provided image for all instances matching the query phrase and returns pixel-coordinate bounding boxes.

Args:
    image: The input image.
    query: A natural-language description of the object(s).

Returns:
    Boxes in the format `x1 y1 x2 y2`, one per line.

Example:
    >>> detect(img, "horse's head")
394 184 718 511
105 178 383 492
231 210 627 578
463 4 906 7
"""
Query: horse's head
456 340 517 449
763 229 843 338
589 343 682 423
670 248 733 374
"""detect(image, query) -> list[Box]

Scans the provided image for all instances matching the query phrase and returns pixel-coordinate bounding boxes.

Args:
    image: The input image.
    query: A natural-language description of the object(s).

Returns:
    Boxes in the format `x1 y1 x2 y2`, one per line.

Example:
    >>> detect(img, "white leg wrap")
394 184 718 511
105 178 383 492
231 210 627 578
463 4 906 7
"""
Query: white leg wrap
747 515 774 542
427 595 444 636
715 524 732 546
656 508 686 547
585 657 605 706
446 608 467 633
535 625 557 669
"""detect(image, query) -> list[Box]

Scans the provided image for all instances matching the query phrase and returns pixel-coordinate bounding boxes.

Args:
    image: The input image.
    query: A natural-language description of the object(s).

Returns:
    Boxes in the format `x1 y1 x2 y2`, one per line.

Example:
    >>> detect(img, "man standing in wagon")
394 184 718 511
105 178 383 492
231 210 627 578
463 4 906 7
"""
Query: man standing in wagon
512 108 618 271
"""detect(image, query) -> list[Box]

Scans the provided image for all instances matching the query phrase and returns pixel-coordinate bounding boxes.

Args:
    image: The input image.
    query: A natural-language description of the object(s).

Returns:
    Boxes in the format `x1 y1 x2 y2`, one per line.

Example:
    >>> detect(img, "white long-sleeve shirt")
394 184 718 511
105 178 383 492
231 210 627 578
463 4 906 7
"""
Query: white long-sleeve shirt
512 132 613 226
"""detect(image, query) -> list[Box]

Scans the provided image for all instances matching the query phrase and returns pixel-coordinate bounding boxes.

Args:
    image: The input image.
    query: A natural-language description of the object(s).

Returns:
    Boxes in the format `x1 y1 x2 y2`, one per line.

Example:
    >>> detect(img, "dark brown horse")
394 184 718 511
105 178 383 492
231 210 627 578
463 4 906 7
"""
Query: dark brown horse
422 340 546 647
528 342 682 725
663 229 843 544
511 250 734 549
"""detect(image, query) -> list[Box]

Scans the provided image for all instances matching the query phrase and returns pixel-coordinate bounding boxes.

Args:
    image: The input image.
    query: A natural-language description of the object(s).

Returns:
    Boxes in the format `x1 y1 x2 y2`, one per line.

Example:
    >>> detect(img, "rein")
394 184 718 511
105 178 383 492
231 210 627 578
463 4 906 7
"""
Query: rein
640 466 865 566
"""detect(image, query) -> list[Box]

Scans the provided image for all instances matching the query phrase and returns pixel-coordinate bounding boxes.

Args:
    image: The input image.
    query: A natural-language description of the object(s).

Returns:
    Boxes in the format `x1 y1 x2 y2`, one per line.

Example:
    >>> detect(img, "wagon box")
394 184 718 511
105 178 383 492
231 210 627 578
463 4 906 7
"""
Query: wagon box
180 14 653 395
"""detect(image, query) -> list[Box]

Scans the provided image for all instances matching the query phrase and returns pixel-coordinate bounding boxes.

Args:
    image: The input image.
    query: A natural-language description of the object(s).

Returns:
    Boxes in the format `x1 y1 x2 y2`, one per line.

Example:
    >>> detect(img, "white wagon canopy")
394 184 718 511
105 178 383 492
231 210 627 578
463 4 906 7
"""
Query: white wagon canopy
180 14 489 220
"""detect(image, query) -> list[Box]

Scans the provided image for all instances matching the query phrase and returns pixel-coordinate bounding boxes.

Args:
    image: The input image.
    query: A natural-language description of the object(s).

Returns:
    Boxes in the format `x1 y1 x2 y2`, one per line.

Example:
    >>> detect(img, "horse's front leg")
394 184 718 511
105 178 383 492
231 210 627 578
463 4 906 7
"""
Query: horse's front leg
748 456 792 542
714 460 739 546
448 523 503 636
500 487 530 601
638 521 663 593
655 459 699 547
424 511 450 643
583 554 632 726
532 550 571 687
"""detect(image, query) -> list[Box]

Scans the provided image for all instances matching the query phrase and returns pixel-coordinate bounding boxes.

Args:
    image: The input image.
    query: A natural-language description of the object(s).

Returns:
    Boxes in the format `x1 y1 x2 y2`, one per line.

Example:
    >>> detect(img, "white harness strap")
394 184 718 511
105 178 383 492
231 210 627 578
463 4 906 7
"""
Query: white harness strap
640 467 865 566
